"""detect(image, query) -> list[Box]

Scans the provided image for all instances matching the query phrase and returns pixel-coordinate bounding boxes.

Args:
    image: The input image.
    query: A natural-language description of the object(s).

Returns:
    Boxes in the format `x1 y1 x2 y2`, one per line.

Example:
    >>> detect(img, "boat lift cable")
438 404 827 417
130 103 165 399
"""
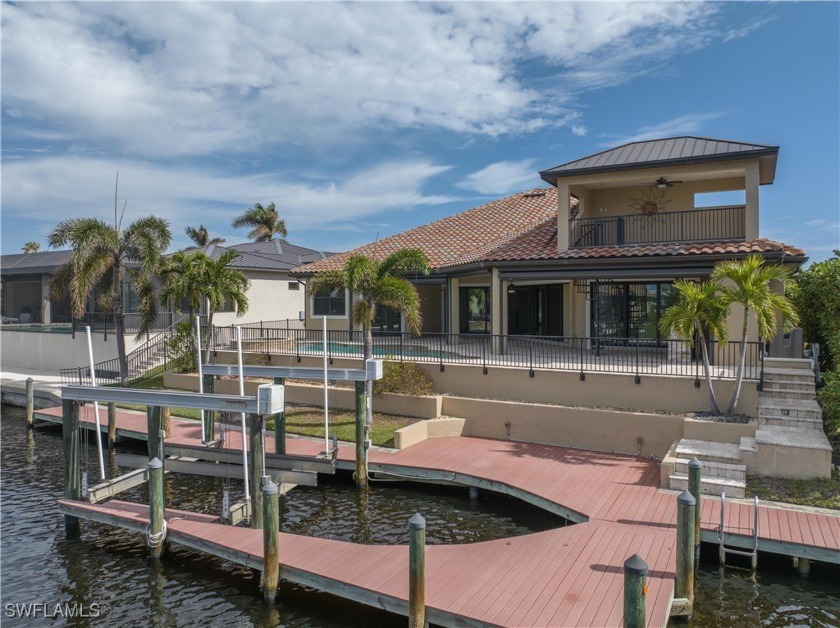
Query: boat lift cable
85 326 106 480
322 316 330 456
235 325 251 504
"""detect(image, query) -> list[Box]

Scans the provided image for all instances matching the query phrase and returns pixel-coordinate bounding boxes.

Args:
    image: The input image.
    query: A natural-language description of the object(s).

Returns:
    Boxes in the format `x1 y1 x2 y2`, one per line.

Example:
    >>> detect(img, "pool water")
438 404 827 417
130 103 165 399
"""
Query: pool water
1 323 73 333
2 405 838 626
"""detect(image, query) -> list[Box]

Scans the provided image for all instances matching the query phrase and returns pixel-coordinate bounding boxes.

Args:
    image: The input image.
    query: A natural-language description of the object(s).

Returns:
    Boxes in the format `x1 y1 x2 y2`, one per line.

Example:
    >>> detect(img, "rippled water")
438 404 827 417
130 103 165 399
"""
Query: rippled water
2 405 838 627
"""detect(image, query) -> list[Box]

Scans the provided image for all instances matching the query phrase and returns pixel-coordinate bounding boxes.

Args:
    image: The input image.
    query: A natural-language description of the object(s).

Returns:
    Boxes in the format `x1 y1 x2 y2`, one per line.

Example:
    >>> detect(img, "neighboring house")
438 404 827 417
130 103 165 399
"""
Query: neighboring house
1 250 73 324
294 137 805 349
186 240 332 326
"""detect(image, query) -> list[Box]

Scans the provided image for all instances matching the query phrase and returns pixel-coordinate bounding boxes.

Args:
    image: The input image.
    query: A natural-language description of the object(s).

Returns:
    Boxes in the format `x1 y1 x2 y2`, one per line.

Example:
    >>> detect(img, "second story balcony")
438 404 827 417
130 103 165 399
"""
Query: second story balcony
569 205 746 248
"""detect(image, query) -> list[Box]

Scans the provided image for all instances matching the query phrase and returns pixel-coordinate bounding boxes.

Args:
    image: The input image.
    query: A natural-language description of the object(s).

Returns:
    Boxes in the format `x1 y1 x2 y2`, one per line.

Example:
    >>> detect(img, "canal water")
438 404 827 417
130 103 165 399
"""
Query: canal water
2 406 838 626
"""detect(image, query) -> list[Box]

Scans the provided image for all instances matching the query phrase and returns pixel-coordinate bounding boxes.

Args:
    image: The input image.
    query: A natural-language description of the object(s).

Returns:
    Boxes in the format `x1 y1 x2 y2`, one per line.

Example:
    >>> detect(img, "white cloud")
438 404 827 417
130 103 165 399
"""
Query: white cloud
0 156 454 249
457 159 538 195
0 2 747 157
600 112 728 146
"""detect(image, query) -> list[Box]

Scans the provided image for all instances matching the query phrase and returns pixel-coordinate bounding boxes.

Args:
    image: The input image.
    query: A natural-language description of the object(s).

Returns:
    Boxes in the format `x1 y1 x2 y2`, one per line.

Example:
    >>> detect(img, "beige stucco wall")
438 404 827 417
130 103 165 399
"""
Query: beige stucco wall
211 270 305 327
444 396 685 457
0 329 146 373
393 418 465 449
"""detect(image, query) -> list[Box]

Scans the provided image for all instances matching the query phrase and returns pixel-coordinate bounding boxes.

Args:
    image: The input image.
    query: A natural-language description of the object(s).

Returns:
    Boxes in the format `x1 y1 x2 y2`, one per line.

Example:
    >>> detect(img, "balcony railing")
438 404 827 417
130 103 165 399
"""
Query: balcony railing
570 205 745 247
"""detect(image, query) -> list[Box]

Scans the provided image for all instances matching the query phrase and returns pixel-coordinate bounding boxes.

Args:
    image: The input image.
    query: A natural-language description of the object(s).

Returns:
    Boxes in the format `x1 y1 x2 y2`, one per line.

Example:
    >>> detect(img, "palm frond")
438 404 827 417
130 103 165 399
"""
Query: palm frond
374 276 422 334
307 271 346 296
378 248 431 279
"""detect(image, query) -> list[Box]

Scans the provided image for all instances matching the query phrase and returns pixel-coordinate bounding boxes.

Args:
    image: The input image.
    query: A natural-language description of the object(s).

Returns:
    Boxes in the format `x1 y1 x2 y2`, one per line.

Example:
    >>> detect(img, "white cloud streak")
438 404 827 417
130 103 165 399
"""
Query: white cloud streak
600 112 728 146
457 159 538 195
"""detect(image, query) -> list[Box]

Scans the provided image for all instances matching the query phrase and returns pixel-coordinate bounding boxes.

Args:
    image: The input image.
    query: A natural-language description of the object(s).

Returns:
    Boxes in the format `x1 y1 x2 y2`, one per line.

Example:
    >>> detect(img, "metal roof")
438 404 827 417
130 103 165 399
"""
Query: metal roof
540 136 779 183
0 250 72 276
192 240 331 272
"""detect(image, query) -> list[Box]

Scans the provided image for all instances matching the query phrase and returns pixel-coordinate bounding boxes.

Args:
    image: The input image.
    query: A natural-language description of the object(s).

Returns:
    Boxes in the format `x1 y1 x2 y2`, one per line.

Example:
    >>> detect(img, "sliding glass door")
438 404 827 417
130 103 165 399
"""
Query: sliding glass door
591 282 674 341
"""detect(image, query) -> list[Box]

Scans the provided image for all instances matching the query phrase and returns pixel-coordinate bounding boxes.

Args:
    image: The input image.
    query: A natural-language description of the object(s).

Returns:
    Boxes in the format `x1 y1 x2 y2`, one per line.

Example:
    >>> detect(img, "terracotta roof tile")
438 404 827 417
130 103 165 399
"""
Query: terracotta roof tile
485 218 807 262
295 188 558 274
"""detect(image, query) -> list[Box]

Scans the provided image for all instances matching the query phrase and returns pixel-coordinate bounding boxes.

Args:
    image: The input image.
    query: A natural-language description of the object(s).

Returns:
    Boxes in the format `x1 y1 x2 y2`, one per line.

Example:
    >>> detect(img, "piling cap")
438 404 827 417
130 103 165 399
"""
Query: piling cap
624 553 649 576
408 513 426 531
677 490 696 506
688 456 702 469
263 480 279 496
147 457 163 470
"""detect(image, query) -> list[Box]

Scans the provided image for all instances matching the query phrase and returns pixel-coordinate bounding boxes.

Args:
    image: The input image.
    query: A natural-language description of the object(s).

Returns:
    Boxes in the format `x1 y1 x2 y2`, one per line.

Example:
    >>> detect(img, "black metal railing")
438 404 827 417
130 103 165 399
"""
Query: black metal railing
71 311 179 339
570 205 745 247
204 324 763 382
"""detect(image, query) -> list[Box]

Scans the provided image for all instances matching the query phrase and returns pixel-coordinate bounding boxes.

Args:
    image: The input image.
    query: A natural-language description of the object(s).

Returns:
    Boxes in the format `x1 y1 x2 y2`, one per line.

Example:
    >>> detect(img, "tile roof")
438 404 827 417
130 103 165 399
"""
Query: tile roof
485 217 806 262
540 136 778 182
294 188 559 274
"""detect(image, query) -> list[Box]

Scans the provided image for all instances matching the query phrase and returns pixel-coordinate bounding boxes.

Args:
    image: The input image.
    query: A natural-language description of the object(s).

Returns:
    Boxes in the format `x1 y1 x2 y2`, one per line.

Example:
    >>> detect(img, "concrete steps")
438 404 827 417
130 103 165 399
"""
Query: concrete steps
675 457 745 482
758 397 821 420
758 415 823 430
669 473 745 498
675 439 741 465
669 439 746 497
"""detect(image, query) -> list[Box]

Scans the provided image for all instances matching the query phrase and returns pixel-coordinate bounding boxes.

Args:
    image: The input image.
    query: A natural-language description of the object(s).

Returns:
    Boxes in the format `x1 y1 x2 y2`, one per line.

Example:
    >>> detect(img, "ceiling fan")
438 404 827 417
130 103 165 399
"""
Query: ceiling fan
654 177 682 189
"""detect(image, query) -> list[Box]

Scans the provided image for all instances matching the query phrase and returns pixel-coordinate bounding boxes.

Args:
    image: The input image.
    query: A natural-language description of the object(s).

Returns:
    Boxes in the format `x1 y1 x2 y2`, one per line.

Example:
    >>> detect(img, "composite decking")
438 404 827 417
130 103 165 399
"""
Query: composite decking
38 404 840 626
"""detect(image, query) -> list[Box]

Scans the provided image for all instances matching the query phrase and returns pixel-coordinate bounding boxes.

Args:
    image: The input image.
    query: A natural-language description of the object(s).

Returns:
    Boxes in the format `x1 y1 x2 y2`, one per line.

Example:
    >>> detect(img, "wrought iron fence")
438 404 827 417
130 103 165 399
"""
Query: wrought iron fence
570 205 746 247
205 324 764 382
71 311 179 340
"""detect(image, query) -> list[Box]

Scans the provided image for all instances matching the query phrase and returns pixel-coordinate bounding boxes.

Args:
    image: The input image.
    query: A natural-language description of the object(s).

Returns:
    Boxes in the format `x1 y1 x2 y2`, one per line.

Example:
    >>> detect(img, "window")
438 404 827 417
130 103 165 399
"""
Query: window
218 294 236 313
122 281 141 313
459 287 490 333
288 281 300 290
590 282 675 341
312 287 347 317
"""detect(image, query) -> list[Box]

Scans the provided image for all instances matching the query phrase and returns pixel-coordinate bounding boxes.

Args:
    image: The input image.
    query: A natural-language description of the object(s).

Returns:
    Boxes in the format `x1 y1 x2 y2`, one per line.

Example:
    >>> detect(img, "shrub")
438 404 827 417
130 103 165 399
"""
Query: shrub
817 369 840 453
166 320 199 373
792 256 840 371
373 361 434 397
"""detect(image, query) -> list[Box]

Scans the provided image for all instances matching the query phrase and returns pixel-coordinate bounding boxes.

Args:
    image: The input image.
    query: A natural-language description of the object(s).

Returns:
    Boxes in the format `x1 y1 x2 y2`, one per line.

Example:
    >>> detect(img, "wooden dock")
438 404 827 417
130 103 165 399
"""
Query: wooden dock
37 404 840 626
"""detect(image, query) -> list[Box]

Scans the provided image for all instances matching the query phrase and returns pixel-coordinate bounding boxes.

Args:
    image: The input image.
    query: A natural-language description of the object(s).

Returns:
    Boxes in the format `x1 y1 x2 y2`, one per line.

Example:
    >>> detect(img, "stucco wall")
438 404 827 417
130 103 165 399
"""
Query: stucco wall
0 329 146 373
212 270 305 327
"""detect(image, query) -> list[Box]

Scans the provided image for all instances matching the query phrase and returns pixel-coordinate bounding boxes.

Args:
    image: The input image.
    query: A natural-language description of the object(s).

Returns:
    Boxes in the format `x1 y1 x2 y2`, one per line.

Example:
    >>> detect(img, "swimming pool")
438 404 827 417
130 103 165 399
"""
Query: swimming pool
297 341 469 360
0 323 73 334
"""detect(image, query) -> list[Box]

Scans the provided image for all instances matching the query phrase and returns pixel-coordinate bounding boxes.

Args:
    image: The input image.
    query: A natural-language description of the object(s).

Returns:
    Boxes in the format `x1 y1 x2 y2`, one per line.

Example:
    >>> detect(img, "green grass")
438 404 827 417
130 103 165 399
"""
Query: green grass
124 374 418 447
746 468 840 510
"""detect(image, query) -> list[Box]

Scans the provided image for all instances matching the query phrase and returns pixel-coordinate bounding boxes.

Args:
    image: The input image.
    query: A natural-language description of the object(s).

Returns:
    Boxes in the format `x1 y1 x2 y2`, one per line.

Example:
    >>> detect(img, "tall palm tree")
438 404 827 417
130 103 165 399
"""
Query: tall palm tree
160 248 249 362
49 216 172 385
308 249 430 483
231 202 287 242
21 242 40 253
712 254 798 415
660 279 730 414
185 224 225 247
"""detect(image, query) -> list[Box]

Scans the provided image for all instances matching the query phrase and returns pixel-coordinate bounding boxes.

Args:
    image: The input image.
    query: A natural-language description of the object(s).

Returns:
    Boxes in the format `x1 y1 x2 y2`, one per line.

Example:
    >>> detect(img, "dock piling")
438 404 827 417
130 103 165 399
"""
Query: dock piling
62 398 81 536
676 490 696 607
147 406 163 461
797 557 811 575
161 406 171 438
355 381 367 488
147 457 165 560
687 457 702 567
261 480 280 603
623 554 648 628
408 513 426 628
107 402 117 451
25 377 34 428
250 414 265 529
273 377 285 455
202 374 215 442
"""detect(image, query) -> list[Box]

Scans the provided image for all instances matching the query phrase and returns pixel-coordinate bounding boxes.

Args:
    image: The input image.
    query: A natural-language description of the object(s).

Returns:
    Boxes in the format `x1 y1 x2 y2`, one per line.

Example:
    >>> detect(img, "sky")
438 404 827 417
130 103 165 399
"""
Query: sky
2 2 838 263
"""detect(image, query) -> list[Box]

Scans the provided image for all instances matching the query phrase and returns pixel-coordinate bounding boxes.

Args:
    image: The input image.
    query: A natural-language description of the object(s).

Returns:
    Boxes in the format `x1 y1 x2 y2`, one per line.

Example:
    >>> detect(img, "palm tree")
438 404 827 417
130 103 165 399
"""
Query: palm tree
231 202 287 242
160 248 249 362
308 249 430 482
659 279 730 414
21 242 40 253
185 224 225 247
712 254 798 415
49 216 171 385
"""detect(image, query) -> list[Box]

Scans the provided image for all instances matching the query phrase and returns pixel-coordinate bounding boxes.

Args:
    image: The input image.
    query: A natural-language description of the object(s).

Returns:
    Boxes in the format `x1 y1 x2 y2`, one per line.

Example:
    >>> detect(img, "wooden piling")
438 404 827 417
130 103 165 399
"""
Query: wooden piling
203 374 215 442
355 381 367 489
688 457 702 567
261 480 280 603
147 457 165 560
408 513 426 628
161 406 171 438
273 377 285 455
25 377 34 428
797 557 811 575
676 490 696 605
62 398 81 536
107 402 117 451
249 414 265 529
623 554 648 628
147 406 163 461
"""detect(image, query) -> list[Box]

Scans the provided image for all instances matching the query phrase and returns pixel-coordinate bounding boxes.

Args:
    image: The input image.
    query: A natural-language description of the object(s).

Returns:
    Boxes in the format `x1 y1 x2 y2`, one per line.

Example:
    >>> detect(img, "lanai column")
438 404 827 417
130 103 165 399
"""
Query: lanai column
41 275 51 324
490 267 506 354
447 277 459 345
745 161 760 240
556 182 571 251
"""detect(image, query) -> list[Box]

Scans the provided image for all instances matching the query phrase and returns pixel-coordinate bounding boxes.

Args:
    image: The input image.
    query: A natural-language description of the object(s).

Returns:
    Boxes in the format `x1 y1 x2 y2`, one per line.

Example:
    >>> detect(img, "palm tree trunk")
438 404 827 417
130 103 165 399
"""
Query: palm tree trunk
699 327 722 415
727 309 750 415
114 293 128 387
364 323 373 429
204 306 214 365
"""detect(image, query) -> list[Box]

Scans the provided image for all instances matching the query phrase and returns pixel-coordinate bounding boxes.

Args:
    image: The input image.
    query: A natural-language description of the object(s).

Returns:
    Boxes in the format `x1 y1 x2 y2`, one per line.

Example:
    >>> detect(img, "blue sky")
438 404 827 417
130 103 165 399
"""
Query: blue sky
2 2 838 262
